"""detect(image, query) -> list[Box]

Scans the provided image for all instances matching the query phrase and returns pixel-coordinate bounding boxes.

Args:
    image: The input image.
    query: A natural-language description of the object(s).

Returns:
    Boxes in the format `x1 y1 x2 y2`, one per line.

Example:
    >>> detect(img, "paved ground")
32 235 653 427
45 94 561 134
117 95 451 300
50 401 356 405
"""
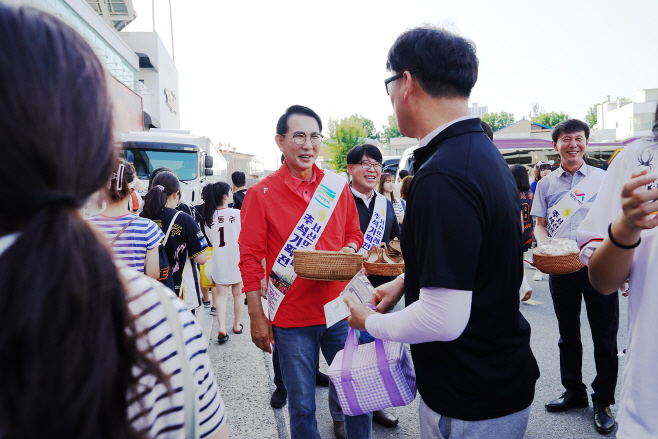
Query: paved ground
202 261 628 439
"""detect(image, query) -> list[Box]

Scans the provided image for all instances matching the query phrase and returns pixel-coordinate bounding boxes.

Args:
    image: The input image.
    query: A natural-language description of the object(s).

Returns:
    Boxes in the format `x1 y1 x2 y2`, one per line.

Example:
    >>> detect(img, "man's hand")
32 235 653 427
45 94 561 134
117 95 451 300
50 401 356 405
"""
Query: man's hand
344 296 376 331
246 290 273 353
372 276 405 313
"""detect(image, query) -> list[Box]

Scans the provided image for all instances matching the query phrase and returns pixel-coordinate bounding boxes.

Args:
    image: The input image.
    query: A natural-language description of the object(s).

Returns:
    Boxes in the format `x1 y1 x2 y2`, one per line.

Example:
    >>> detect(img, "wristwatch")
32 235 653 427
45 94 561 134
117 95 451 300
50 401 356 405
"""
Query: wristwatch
347 244 358 253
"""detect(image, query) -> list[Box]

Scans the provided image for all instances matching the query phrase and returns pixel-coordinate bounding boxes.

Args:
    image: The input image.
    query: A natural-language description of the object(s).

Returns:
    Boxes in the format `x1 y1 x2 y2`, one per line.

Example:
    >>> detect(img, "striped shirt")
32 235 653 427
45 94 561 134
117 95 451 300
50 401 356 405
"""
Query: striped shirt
123 267 226 438
391 199 405 223
89 214 164 272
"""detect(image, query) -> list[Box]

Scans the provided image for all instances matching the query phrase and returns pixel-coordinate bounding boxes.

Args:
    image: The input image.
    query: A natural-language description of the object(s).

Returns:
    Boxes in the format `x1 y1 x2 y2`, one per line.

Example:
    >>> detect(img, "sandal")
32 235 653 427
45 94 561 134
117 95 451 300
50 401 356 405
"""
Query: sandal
217 332 229 343
233 324 243 334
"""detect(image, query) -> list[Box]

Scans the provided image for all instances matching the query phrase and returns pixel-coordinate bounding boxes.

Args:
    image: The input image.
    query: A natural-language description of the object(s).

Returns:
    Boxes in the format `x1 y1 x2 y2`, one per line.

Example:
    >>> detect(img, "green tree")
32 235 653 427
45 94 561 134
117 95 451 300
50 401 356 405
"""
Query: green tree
532 111 569 128
325 116 368 173
346 114 379 139
585 104 599 128
381 115 402 142
481 111 515 132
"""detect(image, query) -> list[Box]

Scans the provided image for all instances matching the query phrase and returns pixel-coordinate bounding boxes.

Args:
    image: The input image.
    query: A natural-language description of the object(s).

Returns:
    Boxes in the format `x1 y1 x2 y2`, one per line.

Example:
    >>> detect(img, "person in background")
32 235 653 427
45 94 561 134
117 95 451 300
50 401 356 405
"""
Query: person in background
531 161 553 194
345 26 539 439
577 104 658 438
510 164 534 301
531 119 618 435
142 171 208 299
202 182 245 343
196 184 213 308
0 5 227 438
393 169 409 198
399 175 413 202
347 143 401 428
378 173 405 224
481 120 494 141
231 171 248 210
88 157 163 279
239 105 370 439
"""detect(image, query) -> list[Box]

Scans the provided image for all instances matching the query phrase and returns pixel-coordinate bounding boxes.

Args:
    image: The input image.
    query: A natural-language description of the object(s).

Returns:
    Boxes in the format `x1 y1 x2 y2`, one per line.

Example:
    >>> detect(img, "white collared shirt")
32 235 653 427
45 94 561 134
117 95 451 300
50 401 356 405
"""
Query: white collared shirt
350 186 375 208
419 115 478 148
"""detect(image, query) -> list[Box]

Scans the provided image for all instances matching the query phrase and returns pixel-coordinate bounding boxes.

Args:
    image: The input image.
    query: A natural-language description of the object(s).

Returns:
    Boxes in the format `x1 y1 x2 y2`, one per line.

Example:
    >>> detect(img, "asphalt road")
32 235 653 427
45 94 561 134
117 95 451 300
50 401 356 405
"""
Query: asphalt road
204 262 628 439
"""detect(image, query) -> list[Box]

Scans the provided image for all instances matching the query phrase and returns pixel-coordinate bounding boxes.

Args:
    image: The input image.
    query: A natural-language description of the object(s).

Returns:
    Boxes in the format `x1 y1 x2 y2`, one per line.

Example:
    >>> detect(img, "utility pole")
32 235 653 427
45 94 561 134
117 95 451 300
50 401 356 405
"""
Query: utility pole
169 0 175 64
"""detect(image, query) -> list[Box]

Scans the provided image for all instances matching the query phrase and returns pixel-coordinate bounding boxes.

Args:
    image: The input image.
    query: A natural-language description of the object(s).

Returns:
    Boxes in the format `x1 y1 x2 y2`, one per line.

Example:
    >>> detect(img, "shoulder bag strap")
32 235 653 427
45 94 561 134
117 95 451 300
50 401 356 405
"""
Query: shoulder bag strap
110 217 138 247
162 211 182 246
153 286 198 439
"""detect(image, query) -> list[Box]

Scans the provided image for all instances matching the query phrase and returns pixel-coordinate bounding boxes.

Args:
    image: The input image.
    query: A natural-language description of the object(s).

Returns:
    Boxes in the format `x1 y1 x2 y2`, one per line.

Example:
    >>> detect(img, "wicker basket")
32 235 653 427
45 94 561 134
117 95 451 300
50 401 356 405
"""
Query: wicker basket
364 261 405 276
293 250 363 281
532 251 584 275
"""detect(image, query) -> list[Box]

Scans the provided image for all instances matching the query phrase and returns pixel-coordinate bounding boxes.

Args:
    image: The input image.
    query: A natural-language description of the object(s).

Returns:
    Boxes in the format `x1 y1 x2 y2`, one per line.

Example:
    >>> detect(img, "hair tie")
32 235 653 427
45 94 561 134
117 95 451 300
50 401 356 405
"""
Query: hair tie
154 185 165 191
109 163 125 190
31 194 78 213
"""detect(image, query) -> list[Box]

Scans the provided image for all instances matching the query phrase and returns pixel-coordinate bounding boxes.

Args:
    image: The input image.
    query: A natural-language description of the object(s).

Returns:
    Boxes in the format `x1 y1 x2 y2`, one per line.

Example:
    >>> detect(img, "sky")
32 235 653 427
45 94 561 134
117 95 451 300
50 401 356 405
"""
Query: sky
125 0 658 170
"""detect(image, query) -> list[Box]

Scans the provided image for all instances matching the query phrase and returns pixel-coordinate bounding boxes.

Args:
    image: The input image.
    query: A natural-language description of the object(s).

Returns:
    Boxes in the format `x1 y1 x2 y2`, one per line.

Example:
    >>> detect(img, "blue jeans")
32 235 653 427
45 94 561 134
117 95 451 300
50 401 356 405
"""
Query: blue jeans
273 344 344 421
273 319 372 439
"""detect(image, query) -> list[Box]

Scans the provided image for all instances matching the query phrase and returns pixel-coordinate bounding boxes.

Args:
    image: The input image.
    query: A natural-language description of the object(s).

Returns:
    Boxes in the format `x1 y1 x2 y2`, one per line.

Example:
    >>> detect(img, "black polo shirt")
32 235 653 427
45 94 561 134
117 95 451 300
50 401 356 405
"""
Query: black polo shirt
401 118 539 421
350 189 401 287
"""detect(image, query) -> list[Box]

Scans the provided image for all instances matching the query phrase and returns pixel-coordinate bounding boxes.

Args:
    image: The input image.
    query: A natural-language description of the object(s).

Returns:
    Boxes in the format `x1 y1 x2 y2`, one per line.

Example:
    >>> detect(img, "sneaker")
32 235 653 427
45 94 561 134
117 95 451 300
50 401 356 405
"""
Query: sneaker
210 307 216 316
533 270 543 281
202 299 211 308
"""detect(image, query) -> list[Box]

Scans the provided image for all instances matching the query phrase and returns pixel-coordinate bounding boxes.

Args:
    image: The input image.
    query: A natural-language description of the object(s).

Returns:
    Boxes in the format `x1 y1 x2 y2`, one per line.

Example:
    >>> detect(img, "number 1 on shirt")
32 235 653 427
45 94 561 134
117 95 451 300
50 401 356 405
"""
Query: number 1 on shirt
218 227 225 247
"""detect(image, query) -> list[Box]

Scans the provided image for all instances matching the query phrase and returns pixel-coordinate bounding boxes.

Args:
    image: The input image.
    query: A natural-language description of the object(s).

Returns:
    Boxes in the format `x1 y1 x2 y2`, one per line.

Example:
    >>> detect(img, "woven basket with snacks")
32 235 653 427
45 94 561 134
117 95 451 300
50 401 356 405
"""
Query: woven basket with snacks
364 243 405 276
293 249 363 281
532 239 584 275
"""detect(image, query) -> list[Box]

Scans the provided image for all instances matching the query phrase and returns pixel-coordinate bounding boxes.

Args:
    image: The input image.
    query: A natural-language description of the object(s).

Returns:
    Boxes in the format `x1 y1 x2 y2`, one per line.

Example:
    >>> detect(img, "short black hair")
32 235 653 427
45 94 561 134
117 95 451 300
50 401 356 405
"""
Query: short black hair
231 171 245 187
386 26 478 99
276 105 323 135
480 121 494 140
399 170 409 179
551 119 590 143
346 144 382 165
510 164 530 191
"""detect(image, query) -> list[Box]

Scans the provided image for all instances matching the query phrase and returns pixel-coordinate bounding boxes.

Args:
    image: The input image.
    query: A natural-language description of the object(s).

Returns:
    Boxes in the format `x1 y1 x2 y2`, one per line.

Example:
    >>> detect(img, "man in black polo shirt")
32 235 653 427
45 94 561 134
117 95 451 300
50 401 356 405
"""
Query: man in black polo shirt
231 171 247 210
346 143 401 428
344 26 539 439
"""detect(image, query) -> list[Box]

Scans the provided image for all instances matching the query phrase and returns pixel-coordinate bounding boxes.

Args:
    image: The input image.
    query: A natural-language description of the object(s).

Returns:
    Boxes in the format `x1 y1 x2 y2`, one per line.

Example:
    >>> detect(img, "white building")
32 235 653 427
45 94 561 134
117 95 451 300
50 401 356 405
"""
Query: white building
120 32 180 129
24 0 179 132
596 89 657 139
469 102 489 119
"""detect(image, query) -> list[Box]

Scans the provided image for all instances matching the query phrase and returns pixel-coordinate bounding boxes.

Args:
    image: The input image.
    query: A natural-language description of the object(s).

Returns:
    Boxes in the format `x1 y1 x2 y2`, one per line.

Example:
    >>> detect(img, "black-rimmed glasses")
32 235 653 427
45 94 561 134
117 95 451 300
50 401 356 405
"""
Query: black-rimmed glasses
284 133 324 146
384 68 421 95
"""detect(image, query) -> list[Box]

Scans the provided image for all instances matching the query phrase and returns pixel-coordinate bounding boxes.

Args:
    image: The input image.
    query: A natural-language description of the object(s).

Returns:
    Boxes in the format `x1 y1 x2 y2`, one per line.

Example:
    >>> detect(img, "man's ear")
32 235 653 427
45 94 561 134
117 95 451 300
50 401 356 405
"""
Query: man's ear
552 141 558 152
275 134 285 151
347 164 354 175
402 70 416 102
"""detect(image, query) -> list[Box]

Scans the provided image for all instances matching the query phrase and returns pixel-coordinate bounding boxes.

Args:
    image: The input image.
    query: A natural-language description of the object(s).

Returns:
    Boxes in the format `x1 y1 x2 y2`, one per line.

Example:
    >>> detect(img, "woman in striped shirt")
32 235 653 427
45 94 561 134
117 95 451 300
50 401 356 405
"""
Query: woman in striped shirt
0 6 227 439
89 158 164 278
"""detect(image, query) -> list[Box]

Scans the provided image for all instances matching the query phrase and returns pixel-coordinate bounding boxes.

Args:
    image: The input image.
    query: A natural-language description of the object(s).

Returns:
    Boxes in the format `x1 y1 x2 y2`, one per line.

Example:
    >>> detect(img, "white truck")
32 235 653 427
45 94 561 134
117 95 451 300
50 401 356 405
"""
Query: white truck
121 129 228 206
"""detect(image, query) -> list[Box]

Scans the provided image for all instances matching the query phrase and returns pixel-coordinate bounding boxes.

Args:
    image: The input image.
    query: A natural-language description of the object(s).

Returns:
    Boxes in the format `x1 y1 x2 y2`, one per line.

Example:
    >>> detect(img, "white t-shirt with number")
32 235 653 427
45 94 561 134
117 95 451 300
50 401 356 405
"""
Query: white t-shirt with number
203 208 242 285
578 138 658 439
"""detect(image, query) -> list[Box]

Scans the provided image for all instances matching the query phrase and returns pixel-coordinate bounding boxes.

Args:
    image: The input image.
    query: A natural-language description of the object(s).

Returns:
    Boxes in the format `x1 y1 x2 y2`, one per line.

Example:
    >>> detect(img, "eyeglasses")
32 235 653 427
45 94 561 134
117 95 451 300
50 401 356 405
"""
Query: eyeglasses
359 161 382 170
285 133 324 146
384 68 421 95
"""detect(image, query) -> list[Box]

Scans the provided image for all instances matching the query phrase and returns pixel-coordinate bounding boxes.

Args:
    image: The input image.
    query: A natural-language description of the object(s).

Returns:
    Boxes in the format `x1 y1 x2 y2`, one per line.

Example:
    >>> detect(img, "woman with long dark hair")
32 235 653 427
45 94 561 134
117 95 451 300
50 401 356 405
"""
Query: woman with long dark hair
511 165 534 301
88 157 163 279
378 172 405 224
201 182 244 342
0 5 226 438
142 171 208 300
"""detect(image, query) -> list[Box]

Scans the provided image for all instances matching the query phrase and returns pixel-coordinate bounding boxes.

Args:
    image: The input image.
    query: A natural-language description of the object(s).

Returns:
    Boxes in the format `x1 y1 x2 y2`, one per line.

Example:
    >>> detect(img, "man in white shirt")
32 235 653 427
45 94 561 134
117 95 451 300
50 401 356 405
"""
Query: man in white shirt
345 26 539 439
531 119 619 435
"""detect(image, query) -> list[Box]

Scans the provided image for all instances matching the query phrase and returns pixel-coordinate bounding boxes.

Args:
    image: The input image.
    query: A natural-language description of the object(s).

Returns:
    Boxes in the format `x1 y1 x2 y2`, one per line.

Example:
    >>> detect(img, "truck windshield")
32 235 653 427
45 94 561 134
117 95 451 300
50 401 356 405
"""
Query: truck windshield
122 148 197 181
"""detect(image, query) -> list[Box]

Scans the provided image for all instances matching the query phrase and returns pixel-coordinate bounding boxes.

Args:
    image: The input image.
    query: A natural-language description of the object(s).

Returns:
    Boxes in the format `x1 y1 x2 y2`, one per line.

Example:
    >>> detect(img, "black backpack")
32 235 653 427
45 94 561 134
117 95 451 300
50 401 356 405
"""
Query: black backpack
158 211 180 291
